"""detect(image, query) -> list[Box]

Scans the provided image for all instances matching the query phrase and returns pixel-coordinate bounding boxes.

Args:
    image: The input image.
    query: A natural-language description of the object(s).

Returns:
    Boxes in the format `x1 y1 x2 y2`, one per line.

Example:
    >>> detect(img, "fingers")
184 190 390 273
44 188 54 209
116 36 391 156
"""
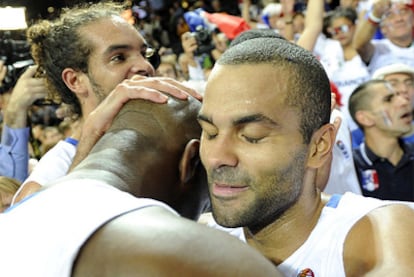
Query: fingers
77 75 204 157
128 75 203 100
19 65 39 79
10 66 48 107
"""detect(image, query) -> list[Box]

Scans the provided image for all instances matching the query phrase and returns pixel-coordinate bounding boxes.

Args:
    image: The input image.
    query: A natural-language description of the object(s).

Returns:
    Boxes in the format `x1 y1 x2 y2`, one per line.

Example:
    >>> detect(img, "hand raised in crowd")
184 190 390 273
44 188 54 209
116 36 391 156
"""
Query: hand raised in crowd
4 65 48 128
371 0 392 18
68 76 202 171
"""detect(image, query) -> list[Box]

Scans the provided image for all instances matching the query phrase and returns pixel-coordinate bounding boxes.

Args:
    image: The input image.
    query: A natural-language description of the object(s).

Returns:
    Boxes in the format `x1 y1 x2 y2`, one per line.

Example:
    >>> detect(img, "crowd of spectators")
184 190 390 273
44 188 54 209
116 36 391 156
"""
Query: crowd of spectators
0 0 414 207
0 1 413 275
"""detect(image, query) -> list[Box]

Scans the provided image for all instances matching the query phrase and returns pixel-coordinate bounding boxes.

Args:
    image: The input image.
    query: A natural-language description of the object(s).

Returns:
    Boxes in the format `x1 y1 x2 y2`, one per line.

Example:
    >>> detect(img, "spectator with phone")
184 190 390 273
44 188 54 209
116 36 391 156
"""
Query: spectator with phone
0 65 48 182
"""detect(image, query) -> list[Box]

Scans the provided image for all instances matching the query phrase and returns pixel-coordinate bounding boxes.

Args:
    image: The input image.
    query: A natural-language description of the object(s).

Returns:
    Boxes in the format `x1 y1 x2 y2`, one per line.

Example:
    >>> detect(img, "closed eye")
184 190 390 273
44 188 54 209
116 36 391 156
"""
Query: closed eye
384 94 394 103
203 131 217 140
242 135 261 144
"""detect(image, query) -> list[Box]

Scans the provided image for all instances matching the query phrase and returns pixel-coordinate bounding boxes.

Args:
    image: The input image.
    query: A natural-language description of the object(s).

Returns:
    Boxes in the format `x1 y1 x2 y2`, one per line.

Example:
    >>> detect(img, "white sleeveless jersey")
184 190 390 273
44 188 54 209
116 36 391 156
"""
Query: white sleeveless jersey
211 193 407 277
0 179 177 277
276 193 388 276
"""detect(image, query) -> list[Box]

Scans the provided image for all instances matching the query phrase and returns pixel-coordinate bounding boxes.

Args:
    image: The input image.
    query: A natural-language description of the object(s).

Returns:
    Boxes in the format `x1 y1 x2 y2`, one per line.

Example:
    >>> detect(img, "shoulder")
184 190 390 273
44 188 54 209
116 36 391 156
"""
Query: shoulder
344 203 414 275
73 206 282 277
401 140 414 154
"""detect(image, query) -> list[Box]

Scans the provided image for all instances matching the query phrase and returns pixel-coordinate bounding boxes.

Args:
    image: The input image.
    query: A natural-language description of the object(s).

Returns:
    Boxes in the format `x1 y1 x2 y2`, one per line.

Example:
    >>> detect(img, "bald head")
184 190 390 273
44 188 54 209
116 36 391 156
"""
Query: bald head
107 96 202 151
74 97 206 219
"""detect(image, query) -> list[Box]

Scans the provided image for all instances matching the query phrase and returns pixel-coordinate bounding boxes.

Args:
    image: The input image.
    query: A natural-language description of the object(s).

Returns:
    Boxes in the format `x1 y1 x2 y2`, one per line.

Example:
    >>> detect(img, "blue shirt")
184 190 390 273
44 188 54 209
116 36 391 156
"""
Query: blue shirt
353 140 414 201
0 125 30 182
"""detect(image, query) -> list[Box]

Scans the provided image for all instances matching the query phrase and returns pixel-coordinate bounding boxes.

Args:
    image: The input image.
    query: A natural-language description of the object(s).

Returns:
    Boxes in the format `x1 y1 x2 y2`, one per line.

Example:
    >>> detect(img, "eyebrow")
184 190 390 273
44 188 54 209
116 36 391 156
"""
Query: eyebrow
197 113 278 127
103 43 148 56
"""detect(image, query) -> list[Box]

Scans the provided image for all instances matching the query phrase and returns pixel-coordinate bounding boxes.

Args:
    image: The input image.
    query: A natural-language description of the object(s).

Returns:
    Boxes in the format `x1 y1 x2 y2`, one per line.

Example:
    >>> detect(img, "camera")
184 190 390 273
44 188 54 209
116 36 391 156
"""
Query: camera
0 34 34 93
191 26 215 56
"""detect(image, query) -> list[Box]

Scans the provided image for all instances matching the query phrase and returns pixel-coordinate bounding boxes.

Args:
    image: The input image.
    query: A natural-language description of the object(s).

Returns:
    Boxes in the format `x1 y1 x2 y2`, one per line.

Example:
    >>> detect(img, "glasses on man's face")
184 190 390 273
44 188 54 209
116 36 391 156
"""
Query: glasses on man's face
145 47 160 69
387 78 414 90
328 24 351 36
383 5 412 20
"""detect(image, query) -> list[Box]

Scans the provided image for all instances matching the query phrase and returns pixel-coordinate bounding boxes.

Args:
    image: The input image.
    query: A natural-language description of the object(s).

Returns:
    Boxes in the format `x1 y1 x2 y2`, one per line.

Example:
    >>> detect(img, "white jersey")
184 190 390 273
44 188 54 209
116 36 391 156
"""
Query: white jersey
330 55 371 132
0 179 177 277
210 193 405 277
276 193 394 276
313 35 344 80
369 38 414 74
12 140 77 205
23 140 76 186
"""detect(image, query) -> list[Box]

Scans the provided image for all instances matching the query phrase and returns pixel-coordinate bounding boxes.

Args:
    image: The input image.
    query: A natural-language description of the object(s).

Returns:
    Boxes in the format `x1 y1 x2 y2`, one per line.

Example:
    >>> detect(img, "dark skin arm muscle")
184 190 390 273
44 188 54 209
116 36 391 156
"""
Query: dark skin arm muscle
72 206 283 277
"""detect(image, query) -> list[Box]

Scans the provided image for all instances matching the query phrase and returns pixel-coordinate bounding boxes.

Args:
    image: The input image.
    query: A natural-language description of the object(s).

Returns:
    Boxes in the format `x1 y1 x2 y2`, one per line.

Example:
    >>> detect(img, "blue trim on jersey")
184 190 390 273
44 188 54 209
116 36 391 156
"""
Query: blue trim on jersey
4 191 41 213
326 194 342 208
64 137 79 146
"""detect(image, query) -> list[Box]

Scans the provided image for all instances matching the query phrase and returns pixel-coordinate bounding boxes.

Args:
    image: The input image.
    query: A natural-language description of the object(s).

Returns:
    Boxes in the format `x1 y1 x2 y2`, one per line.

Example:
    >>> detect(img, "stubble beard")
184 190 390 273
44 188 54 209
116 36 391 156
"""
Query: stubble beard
89 74 109 104
210 148 307 233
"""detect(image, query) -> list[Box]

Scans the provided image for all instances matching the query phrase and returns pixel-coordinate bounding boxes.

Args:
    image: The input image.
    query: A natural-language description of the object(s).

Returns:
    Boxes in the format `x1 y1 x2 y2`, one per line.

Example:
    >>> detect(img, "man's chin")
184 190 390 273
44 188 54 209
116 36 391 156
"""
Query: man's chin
211 206 245 228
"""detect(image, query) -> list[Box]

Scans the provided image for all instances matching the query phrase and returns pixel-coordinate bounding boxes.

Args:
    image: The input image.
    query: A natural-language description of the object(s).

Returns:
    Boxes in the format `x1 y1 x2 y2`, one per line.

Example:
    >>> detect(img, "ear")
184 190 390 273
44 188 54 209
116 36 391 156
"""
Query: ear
355 110 375 128
306 123 336 169
179 139 201 189
61 68 89 97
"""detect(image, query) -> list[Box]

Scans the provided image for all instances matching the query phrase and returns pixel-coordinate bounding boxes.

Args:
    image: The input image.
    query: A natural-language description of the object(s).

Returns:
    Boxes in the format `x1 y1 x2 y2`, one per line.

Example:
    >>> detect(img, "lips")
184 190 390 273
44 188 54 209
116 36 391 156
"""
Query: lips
400 111 413 123
212 182 249 198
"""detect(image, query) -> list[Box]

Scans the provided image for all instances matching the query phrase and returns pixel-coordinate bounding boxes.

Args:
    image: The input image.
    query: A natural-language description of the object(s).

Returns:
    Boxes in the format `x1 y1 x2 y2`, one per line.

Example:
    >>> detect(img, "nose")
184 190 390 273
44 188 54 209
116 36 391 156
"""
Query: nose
201 134 238 170
396 92 411 106
129 55 155 78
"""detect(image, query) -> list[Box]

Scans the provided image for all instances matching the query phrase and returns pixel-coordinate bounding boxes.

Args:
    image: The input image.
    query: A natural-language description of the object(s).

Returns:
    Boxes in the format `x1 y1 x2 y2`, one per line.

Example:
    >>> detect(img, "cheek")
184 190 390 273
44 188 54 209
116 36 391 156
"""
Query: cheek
199 138 212 166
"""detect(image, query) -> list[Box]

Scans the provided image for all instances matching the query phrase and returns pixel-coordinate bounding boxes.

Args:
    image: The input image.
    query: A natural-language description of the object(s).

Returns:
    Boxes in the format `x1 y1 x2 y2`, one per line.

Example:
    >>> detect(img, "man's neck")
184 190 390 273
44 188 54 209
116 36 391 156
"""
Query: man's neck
67 148 135 192
243 191 326 265
365 134 403 166
390 36 413 48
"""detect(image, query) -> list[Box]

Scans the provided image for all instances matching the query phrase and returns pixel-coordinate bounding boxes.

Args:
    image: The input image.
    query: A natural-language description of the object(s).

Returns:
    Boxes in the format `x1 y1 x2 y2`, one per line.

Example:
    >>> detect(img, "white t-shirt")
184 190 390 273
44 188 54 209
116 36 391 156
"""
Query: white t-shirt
330 55 371 132
325 109 362 195
0 179 177 277
313 34 344 80
369 38 414 74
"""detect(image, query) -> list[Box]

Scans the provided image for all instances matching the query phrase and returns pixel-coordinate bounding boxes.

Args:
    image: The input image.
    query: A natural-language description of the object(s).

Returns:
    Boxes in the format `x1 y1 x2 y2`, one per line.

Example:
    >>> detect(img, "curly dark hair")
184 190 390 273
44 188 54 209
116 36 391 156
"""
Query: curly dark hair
27 2 126 116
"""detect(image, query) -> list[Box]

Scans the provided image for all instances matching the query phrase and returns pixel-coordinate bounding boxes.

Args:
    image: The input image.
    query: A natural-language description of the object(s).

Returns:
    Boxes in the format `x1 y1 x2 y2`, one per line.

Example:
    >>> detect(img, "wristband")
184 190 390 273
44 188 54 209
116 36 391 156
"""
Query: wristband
367 11 381 25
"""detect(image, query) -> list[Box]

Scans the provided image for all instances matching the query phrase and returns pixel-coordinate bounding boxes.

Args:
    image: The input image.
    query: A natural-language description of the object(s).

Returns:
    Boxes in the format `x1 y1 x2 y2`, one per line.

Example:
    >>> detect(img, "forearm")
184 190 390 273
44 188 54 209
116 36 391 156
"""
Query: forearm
242 0 256 28
283 15 295 42
4 103 29 128
297 0 324 51
352 11 381 63
353 19 377 49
